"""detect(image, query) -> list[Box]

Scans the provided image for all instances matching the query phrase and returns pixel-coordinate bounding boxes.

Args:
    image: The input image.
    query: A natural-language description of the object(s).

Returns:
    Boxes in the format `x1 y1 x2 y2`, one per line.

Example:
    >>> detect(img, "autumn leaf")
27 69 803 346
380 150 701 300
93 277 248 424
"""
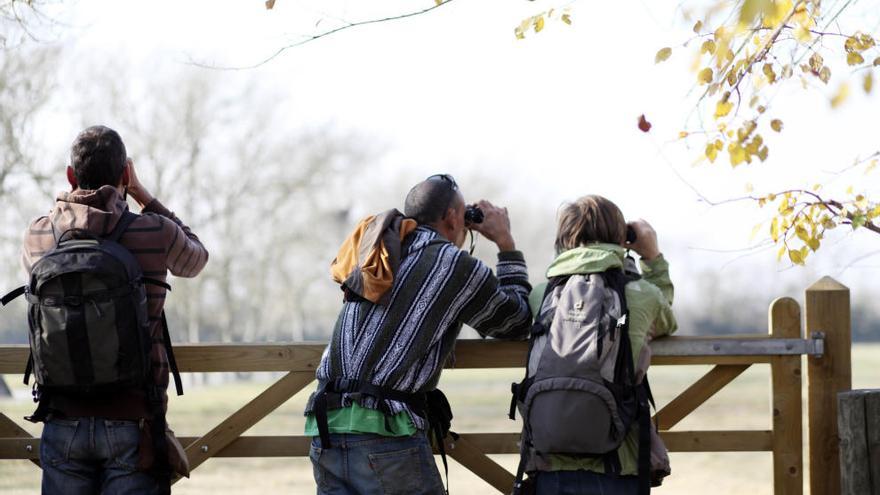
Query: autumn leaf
864 72 874 94
655 47 672 64
693 20 703 33
561 13 572 25
701 40 717 55
714 94 733 119
698 67 714 84
875 57 880 67
534 15 545 33
265 0 276 9
637 114 652 133
831 83 850 108
847 52 865 66
809 52 824 72
705 143 718 163
770 119 783 132
819 67 831 84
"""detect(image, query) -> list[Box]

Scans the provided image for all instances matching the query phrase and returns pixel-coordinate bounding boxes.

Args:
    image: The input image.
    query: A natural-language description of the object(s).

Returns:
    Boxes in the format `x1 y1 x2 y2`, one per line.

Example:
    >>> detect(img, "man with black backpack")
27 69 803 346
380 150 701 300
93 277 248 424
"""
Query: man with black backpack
9 125 208 494
304 174 533 494
511 195 676 495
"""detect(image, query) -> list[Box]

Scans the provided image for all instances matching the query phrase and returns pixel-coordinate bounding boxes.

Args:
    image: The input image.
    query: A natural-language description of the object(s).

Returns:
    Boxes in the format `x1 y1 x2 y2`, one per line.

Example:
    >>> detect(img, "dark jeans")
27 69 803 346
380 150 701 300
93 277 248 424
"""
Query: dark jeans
310 432 445 495
535 470 639 495
40 417 159 495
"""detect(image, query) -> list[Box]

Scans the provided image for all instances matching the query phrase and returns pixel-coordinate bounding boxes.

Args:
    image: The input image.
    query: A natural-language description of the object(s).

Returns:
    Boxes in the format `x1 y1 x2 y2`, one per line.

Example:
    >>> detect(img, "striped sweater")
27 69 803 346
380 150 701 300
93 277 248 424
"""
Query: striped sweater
305 225 533 429
21 186 208 416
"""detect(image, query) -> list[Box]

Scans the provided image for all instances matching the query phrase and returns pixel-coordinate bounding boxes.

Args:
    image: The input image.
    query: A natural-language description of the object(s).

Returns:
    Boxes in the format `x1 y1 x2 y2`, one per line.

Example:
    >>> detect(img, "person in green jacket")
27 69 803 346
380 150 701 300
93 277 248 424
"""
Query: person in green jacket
529 194 677 494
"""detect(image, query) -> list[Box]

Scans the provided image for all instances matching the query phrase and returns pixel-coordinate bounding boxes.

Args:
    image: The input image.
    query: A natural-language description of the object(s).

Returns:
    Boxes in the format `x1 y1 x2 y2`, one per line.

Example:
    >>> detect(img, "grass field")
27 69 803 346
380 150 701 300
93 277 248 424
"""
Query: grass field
2 343 878 494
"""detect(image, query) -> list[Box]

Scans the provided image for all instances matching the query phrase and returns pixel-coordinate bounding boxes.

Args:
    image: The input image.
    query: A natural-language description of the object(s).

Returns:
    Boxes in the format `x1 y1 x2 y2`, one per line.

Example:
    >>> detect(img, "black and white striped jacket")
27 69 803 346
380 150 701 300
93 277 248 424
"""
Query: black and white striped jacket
305 225 532 429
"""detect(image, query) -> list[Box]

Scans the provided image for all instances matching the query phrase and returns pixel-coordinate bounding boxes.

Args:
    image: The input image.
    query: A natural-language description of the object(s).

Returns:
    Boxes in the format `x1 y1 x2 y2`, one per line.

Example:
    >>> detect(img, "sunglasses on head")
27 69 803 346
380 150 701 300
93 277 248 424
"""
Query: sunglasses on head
426 173 458 191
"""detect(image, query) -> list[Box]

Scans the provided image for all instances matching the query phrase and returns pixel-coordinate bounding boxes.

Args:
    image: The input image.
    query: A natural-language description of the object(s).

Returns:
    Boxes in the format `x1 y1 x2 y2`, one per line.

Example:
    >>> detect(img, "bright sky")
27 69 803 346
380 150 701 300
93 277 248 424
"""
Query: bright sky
33 0 880 315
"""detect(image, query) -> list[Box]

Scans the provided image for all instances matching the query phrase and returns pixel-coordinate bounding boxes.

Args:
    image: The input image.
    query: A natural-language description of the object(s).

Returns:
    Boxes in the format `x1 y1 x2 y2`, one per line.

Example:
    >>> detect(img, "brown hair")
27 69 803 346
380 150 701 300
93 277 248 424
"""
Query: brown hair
554 195 626 253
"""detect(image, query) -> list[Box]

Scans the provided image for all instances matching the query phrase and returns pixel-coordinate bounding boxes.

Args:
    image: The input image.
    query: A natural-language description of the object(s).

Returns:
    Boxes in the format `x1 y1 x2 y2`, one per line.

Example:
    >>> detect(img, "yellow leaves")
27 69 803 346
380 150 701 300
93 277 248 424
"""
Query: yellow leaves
845 33 876 53
788 247 807 265
655 47 672 64
701 40 717 55
515 10 571 39
793 25 812 43
764 0 793 28
867 159 879 174
693 20 703 33
705 143 718 163
728 142 747 166
514 17 532 39
770 216 781 241
777 244 786 261
714 91 733 118
847 52 865 66
864 72 874 94
846 185 854 195
678 131 689 139
770 119 783 132
738 0 767 27
534 16 545 33
264 0 276 8
808 52 823 73
756 144 769 161
698 67 714 84
763 63 777 84
781 64 793 79
819 67 831 84
831 83 850 108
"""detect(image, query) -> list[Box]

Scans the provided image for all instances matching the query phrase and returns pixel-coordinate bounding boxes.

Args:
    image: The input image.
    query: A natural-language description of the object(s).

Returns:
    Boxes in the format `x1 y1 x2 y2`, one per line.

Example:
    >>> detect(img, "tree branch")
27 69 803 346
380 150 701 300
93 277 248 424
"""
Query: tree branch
190 0 456 71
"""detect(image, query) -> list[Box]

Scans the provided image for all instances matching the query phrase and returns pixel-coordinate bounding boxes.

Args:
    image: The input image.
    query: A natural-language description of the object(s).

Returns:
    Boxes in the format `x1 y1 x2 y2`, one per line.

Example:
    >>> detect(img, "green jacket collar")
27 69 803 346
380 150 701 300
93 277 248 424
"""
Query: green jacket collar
546 244 626 277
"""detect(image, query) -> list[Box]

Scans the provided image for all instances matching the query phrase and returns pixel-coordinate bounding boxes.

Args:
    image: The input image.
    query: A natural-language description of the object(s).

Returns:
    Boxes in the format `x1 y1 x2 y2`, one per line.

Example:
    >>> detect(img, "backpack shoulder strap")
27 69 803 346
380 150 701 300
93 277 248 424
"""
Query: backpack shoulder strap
161 311 184 396
107 211 138 242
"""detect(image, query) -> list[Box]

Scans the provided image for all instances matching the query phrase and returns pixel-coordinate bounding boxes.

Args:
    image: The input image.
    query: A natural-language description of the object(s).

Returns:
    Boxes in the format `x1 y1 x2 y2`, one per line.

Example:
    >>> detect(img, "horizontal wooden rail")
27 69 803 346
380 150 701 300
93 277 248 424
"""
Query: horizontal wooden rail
0 336 824 374
0 430 775 461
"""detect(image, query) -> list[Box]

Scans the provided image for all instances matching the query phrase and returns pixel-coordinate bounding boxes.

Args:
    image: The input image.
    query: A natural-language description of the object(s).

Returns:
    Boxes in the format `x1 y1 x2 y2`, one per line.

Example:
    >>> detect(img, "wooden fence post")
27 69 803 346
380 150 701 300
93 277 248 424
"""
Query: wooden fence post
838 390 880 494
769 297 803 494
806 276 851 495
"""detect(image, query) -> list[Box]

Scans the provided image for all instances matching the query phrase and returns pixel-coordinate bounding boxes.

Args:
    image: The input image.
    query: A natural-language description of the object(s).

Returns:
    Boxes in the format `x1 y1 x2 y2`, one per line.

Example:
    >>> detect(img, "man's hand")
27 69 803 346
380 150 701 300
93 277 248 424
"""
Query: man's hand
627 219 660 261
470 200 516 252
126 159 155 209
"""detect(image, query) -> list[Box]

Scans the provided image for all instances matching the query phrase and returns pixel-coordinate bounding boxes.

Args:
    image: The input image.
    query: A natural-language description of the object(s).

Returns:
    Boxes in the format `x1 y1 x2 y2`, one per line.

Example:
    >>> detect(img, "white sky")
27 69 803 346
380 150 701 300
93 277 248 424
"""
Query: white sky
31 0 880 316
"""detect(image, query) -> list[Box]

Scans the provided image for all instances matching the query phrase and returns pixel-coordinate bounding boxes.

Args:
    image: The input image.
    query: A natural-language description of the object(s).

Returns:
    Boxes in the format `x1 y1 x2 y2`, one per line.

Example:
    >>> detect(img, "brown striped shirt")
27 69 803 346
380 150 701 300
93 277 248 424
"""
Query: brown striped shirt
22 186 208 417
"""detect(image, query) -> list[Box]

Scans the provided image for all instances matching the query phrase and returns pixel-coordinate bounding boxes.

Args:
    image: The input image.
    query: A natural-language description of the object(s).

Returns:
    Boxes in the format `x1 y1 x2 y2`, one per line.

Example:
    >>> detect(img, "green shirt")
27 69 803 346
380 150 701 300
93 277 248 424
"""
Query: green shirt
530 244 677 475
304 403 418 437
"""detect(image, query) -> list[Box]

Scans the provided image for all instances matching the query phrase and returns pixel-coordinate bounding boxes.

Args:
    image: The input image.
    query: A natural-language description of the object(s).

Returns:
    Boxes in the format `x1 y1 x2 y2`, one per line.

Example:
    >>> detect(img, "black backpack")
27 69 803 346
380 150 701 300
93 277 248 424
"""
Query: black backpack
2 211 183 487
2 212 180 393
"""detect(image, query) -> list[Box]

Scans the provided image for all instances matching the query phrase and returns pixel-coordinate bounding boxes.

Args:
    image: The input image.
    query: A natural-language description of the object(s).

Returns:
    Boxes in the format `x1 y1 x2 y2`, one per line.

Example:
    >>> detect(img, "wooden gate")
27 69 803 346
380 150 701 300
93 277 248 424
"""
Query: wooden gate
0 277 853 494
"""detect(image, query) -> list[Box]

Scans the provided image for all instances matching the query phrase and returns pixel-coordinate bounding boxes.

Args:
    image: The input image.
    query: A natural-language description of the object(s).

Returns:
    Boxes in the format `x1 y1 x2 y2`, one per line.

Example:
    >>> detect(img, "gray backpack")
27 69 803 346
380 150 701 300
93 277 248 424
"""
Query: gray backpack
509 268 653 495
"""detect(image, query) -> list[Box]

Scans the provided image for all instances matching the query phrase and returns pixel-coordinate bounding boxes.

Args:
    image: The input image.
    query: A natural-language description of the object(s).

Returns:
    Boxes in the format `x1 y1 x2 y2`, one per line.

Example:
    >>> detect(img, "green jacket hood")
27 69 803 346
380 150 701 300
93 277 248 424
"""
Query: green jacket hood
546 244 626 277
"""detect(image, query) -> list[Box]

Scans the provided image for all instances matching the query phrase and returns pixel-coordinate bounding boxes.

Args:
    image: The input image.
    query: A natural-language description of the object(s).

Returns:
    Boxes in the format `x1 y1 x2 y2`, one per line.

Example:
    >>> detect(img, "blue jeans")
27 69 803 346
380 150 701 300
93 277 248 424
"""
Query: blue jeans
40 417 160 495
535 470 639 495
310 433 445 495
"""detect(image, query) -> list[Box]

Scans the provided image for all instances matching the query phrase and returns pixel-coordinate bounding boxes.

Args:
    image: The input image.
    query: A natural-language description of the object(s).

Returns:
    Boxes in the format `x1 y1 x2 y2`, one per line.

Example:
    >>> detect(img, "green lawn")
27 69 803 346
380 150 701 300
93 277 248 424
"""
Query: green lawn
1 343 878 494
